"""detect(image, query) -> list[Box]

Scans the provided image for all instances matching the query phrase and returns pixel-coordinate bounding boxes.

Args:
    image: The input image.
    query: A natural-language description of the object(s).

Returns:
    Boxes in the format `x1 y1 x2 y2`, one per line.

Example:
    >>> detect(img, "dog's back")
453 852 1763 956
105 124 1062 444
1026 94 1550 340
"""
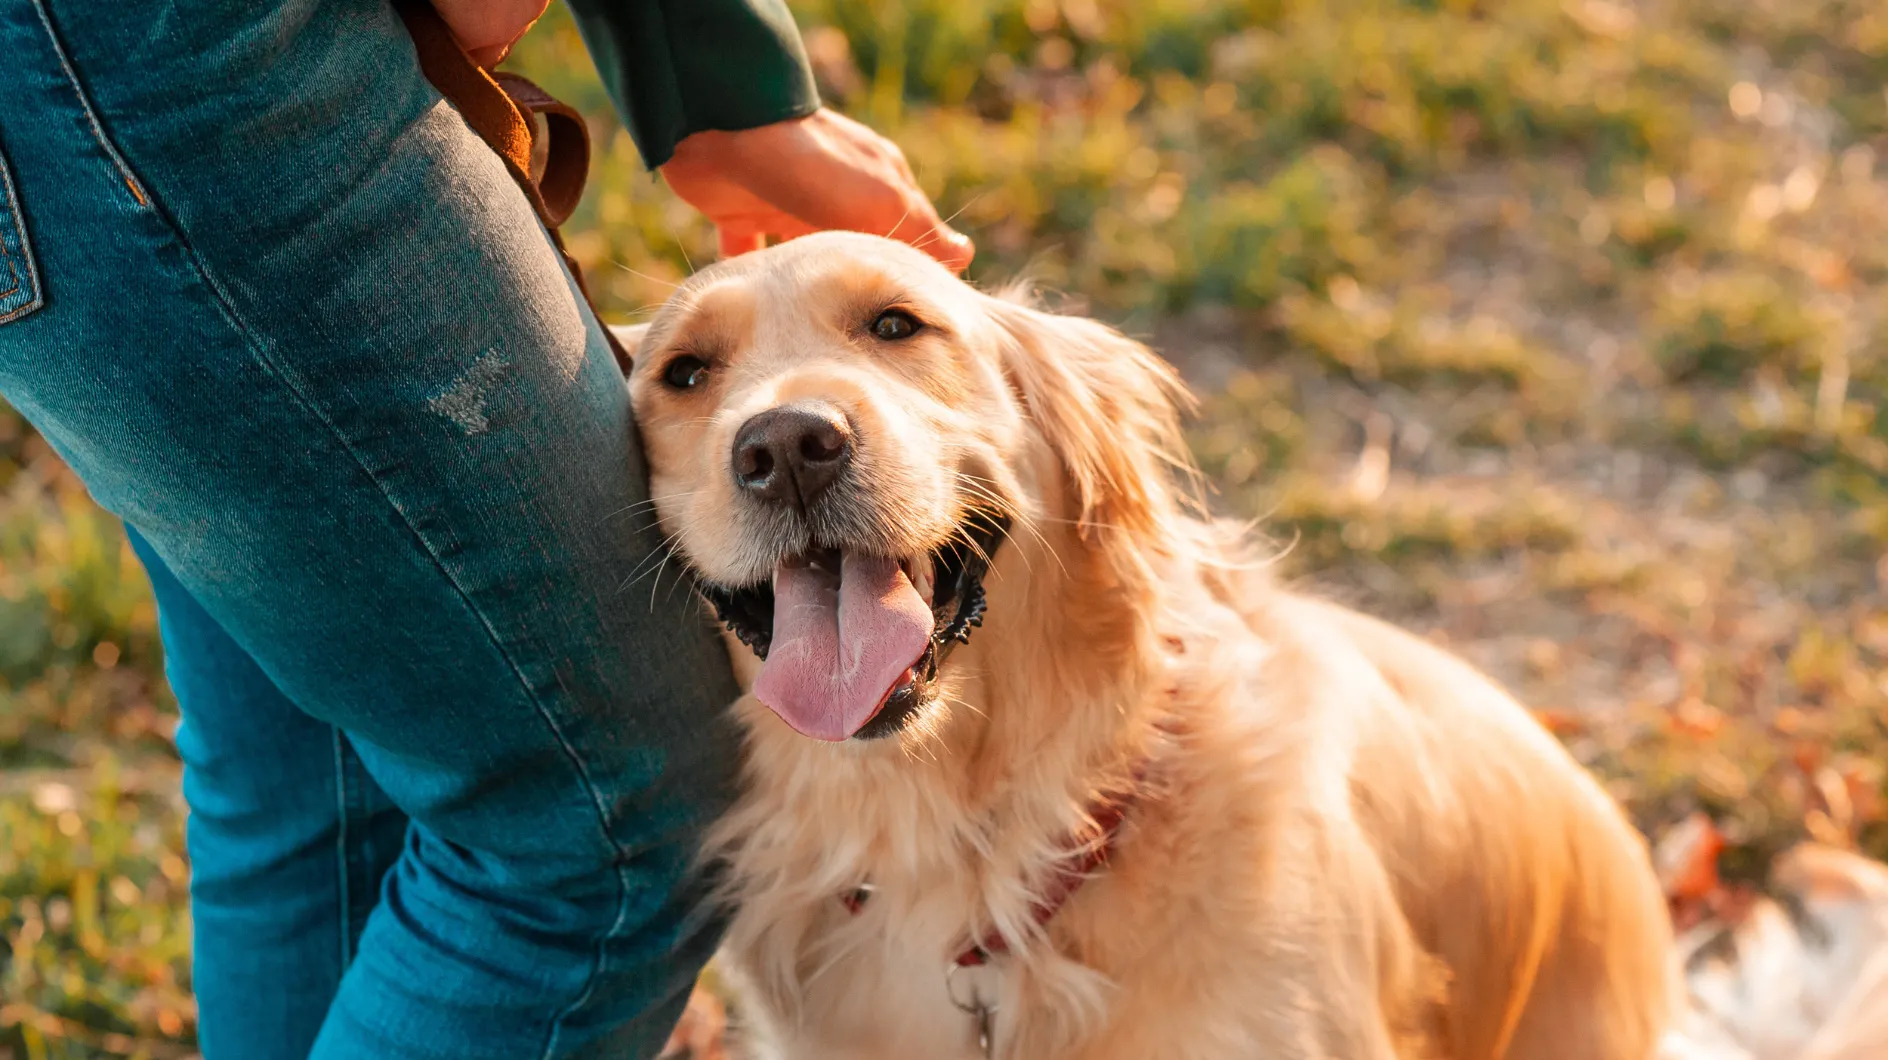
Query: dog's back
1222 574 1674 1060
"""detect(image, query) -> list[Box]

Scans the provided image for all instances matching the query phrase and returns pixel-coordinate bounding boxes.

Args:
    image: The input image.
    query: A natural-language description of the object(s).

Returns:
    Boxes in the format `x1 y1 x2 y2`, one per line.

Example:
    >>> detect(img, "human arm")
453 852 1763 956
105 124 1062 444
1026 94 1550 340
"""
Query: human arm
433 0 973 269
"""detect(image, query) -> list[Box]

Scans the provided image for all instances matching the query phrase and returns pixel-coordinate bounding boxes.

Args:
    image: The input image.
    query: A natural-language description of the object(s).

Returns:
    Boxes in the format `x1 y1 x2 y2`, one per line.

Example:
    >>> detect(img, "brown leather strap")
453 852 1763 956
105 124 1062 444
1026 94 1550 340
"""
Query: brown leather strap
492 72 592 229
392 0 633 375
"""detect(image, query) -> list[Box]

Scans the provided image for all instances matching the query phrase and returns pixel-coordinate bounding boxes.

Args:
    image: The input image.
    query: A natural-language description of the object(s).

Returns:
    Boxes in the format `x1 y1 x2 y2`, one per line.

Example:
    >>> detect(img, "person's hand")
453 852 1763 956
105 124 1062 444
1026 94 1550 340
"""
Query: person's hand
659 109 975 273
433 0 547 67
427 5 972 271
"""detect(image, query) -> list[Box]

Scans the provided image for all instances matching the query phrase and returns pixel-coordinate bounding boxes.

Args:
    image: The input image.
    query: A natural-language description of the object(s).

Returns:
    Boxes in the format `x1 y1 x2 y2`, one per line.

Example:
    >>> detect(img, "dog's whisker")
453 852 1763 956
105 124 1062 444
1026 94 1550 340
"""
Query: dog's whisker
1023 511 1145 534
610 259 682 290
617 537 673 591
939 191 987 229
944 690 988 724
937 495 1019 577
618 531 684 598
615 547 673 600
945 523 994 571
955 475 1064 578
599 490 703 527
657 544 701 610
597 503 661 529
951 473 1014 515
650 535 690 613
882 203 913 243
898 723 945 765
616 301 667 320
952 484 1008 526
907 192 988 255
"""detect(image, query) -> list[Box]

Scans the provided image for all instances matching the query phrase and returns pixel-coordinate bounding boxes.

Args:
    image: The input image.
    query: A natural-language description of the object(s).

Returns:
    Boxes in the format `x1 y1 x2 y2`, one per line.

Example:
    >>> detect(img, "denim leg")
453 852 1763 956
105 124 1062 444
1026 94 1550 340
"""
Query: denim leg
0 2 740 1058
130 527 408 1059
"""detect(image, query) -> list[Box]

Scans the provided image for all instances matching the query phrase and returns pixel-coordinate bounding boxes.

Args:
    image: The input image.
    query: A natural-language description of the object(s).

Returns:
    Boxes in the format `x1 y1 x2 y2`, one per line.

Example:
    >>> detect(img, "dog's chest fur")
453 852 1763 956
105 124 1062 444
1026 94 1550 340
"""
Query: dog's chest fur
720 880 1013 1059
705 705 1144 1059
700 575 1298 1060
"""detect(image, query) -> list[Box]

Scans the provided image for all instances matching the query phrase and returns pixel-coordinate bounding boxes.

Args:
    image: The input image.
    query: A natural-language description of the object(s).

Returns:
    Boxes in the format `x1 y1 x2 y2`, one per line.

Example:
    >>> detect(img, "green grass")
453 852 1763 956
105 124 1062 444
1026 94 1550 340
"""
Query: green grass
6 0 1888 1054
0 423 185 1060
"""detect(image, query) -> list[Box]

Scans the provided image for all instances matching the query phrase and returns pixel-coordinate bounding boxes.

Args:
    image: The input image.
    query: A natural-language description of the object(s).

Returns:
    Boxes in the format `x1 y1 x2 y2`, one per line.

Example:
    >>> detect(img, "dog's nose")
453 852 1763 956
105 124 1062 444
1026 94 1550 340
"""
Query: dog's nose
731 404 854 509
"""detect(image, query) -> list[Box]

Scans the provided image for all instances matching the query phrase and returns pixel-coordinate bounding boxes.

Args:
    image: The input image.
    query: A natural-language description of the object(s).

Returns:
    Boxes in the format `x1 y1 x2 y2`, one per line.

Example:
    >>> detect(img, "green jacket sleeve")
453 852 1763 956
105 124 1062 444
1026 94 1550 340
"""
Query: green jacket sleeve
564 0 822 169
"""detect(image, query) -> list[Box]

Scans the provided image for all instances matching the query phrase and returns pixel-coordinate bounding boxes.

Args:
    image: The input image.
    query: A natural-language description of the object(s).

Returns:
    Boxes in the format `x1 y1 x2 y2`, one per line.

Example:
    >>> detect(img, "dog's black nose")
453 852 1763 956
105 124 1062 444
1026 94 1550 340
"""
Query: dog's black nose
731 404 854 509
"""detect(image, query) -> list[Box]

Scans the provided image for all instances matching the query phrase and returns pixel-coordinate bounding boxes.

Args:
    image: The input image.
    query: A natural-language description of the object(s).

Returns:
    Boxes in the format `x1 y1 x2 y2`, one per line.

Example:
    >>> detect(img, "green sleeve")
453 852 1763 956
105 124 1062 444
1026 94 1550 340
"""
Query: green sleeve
564 0 822 169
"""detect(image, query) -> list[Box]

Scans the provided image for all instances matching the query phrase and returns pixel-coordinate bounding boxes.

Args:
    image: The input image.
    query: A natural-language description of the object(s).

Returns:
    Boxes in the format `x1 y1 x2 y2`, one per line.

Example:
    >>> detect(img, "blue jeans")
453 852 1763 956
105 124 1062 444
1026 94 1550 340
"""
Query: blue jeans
0 1 741 1057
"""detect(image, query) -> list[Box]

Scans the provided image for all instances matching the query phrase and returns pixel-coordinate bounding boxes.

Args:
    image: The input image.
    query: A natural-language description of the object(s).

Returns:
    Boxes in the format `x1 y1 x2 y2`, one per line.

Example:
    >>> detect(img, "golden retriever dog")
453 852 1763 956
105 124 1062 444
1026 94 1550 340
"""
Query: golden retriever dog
617 231 1673 1060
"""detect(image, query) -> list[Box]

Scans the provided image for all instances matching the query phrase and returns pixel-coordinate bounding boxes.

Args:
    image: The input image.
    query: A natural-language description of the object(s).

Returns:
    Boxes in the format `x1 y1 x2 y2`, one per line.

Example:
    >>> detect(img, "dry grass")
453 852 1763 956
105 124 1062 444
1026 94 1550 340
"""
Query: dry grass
4 0 1886 1055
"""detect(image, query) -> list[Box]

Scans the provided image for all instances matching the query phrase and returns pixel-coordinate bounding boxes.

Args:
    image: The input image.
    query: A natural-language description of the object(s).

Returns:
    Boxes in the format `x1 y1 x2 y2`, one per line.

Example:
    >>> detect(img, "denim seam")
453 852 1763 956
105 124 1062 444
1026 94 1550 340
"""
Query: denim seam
34 29 634 1044
542 858 637 1057
0 148 43 321
216 283 630 1051
332 727 353 971
28 0 154 210
32 12 636 1044
205 262 628 1053
0 174 21 298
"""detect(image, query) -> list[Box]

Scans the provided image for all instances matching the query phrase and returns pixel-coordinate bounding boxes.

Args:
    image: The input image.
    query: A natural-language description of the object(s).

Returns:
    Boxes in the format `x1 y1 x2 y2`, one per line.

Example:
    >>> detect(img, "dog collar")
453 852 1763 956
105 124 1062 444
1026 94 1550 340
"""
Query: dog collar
841 742 1159 968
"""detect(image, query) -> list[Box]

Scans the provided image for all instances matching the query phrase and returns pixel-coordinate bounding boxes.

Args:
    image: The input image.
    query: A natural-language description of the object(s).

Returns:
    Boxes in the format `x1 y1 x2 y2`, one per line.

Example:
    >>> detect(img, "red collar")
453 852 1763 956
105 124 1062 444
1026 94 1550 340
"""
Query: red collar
842 751 1156 968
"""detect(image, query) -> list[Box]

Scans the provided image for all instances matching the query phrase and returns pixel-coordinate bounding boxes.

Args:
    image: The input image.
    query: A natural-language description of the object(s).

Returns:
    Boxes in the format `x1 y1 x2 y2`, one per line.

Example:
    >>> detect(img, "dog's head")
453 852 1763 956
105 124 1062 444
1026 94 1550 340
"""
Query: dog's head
625 232 1190 744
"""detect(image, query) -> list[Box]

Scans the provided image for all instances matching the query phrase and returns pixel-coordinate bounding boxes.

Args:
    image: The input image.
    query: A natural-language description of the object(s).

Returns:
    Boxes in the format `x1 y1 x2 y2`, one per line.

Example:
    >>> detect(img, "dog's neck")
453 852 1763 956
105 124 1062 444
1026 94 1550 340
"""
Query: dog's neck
950 518 1173 812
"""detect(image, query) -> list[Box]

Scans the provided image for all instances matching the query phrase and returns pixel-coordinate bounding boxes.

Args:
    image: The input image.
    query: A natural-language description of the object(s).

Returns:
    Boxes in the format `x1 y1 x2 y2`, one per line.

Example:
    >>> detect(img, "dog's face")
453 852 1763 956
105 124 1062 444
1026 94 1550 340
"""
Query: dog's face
627 232 1185 744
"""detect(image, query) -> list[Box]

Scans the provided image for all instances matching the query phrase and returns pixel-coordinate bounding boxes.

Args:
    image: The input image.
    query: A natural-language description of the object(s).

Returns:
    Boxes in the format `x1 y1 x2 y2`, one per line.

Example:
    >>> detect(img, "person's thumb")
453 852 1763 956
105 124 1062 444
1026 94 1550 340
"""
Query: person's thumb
432 0 549 66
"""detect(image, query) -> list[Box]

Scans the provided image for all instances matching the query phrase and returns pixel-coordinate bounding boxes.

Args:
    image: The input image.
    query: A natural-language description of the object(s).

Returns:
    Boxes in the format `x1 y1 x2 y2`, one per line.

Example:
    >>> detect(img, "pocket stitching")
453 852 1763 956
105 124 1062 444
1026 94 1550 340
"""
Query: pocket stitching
0 145 41 323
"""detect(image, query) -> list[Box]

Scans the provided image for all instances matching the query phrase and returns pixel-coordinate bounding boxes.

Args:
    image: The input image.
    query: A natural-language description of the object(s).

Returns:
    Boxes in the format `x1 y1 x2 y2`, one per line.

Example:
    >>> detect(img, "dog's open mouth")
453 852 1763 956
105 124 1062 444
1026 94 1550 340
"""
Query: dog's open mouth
696 513 1008 742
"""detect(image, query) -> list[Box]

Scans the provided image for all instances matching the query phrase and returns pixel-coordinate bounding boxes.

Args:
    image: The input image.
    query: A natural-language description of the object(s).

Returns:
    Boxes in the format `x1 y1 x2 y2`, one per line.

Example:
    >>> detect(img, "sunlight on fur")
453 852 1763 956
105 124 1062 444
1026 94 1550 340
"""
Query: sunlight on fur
616 232 1673 1060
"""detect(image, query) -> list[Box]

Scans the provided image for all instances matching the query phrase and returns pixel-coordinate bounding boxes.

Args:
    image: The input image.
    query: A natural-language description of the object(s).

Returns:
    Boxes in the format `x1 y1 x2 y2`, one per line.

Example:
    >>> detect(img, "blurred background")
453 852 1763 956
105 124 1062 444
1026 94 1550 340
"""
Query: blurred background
4 0 1886 1055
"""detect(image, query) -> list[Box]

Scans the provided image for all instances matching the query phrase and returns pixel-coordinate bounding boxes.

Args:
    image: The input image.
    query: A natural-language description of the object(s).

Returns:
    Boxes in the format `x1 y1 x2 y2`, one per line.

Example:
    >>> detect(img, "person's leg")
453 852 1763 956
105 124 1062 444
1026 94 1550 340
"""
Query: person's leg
129 527 409 1059
0 2 741 1057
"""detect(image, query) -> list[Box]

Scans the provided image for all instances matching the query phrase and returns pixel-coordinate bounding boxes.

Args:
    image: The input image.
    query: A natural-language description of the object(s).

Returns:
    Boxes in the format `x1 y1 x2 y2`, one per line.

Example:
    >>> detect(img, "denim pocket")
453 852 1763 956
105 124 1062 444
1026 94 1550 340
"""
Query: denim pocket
0 143 45 325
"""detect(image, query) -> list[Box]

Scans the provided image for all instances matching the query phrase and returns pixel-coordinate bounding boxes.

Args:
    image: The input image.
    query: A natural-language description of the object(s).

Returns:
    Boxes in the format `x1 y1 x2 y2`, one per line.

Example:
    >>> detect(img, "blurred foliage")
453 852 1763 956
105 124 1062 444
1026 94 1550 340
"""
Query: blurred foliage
0 415 186 1060
6 0 1888 1054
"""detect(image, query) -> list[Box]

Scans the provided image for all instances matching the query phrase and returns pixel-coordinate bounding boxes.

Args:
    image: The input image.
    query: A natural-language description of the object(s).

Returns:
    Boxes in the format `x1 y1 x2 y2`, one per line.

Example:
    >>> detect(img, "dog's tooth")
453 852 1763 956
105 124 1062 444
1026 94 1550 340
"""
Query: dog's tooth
908 553 934 603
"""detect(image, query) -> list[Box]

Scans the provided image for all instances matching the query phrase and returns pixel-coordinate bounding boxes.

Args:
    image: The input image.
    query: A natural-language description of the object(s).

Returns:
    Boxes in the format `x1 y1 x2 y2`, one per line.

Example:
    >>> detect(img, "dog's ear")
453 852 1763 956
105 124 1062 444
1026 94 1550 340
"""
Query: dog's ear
608 322 652 359
984 292 1196 542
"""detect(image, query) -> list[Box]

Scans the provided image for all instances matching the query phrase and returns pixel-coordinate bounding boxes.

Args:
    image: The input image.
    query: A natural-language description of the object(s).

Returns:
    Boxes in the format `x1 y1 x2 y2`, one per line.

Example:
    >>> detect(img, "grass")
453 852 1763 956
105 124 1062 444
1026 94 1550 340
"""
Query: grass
4 0 1887 1054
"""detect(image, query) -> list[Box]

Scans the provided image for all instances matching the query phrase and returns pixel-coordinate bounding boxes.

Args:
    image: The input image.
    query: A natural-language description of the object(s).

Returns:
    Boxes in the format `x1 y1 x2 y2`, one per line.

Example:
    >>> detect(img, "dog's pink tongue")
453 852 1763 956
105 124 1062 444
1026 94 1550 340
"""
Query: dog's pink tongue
753 554 933 741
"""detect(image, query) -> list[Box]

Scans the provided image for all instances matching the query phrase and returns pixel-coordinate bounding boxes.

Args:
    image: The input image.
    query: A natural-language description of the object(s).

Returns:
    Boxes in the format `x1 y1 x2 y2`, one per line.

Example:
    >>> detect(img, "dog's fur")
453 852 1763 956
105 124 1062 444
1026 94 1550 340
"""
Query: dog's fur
620 232 1673 1060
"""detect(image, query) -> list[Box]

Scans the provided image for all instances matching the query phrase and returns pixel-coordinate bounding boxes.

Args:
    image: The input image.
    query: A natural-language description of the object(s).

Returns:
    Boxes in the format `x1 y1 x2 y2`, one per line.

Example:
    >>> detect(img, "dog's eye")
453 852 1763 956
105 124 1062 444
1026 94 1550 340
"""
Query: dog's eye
662 355 710 390
870 309 923 341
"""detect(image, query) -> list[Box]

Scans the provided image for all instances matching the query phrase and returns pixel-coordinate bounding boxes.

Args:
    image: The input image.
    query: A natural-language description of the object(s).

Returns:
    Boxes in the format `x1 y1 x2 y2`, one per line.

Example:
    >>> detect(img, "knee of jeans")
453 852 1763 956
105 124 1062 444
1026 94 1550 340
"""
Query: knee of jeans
178 722 407 912
181 769 348 924
174 717 335 833
386 824 700 949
